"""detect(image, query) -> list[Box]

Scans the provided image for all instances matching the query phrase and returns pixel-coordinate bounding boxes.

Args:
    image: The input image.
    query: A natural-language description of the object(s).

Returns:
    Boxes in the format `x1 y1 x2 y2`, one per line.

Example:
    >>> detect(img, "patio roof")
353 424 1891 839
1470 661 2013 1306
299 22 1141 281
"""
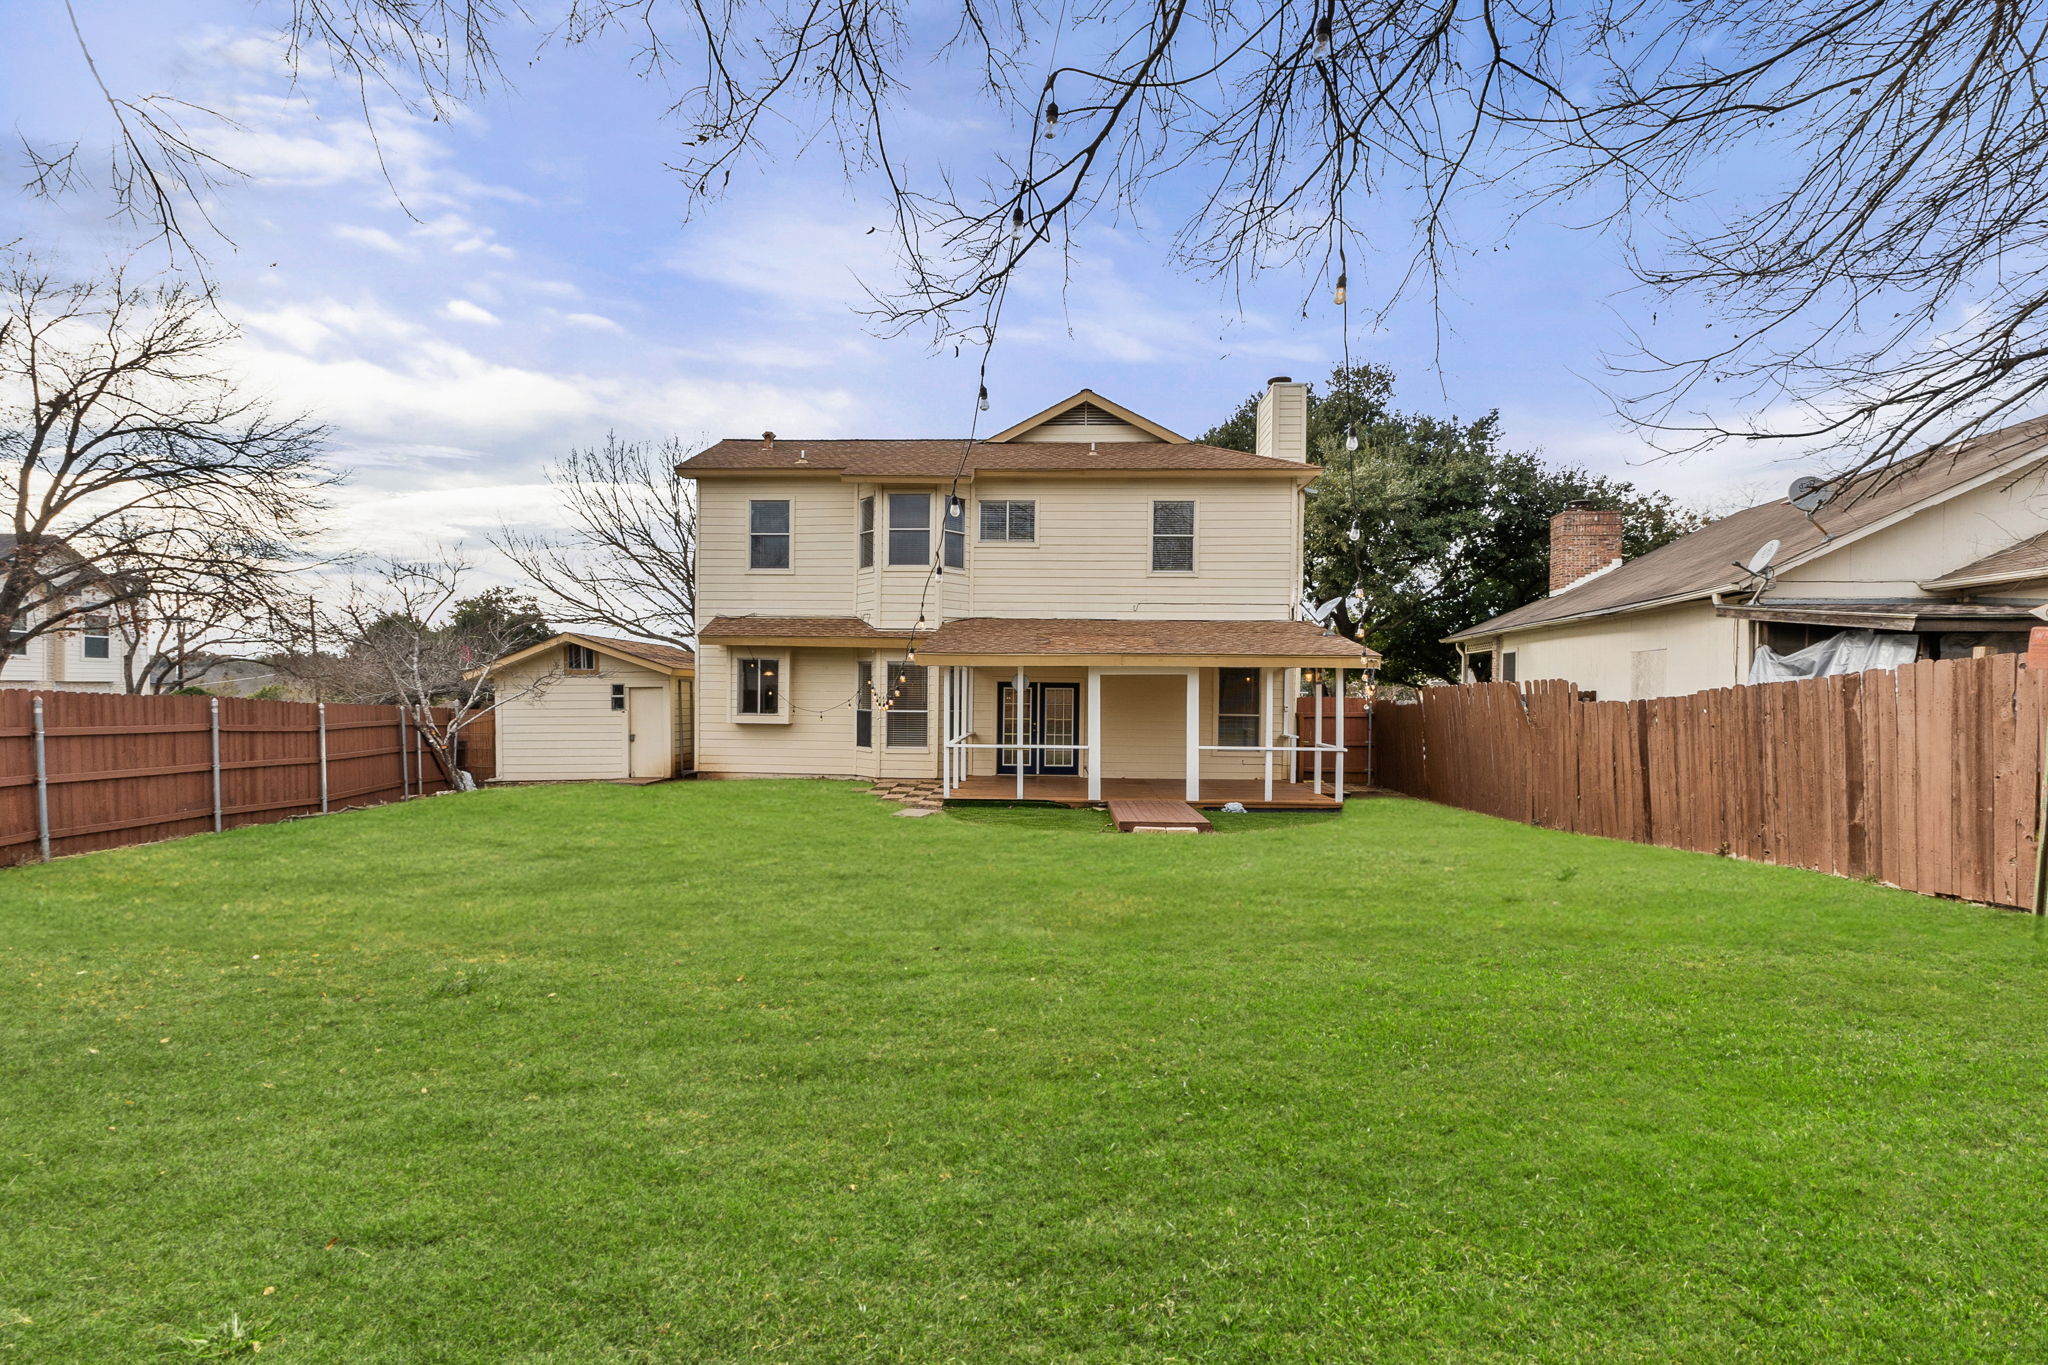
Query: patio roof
919 617 1376 666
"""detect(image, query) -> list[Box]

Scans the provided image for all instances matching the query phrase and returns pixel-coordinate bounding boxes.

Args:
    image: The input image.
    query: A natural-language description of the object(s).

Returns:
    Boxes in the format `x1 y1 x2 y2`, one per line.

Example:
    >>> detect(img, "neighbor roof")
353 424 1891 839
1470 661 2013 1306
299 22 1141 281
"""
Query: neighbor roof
920 617 1376 662
675 439 1309 478
1446 416 2048 642
1920 527 2048 592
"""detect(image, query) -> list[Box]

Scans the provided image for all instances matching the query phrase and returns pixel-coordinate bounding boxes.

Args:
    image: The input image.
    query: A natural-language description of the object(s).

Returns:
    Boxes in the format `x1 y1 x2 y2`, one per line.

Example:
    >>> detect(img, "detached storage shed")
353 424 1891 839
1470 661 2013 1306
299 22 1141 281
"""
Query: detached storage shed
487 634 695 782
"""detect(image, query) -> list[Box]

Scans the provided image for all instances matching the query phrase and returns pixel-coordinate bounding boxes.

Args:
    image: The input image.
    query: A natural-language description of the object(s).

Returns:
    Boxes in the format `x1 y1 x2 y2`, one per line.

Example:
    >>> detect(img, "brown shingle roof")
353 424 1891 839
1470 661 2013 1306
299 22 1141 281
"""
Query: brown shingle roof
698 616 902 641
922 617 1376 661
677 438 1309 477
574 633 696 671
1447 416 2048 641
1921 528 2048 591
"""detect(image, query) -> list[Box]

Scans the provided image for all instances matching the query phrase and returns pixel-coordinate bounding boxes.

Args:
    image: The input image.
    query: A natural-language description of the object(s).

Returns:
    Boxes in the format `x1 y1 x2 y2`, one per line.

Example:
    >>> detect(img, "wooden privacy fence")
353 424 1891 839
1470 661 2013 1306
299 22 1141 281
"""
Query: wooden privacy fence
1292 696 1372 785
1370 653 2047 910
1 691 497 867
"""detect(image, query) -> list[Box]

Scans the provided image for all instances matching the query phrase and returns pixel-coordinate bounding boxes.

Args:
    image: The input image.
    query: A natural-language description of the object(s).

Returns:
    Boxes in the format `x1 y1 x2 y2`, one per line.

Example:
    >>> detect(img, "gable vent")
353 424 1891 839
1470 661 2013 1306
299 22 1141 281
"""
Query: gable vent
1041 402 1123 427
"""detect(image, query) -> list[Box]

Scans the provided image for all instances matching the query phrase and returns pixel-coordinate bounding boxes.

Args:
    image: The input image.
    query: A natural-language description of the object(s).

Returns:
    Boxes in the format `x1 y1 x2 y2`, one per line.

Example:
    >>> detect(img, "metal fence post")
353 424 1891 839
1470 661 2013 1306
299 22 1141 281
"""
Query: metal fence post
209 696 223 832
317 702 330 813
398 706 410 798
32 696 50 862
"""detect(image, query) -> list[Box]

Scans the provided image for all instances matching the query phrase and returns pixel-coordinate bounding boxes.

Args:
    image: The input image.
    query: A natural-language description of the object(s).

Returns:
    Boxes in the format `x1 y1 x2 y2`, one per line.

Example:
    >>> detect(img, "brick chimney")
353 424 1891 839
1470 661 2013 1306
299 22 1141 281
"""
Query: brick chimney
1549 500 1624 595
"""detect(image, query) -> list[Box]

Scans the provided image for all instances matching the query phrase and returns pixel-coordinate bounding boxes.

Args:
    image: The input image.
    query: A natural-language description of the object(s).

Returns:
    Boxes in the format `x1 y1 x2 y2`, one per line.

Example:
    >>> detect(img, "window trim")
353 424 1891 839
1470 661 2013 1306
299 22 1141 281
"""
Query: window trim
886 491 931 569
733 653 792 725
978 498 1037 543
1150 499 1196 574
748 498 793 573
1216 667 1262 749
564 643 599 674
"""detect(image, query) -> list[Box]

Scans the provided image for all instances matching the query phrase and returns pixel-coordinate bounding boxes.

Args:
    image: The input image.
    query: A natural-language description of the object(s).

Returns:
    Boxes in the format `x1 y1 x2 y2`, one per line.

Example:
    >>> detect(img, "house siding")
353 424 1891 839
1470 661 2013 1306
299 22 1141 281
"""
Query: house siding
1473 602 1746 702
494 650 687 781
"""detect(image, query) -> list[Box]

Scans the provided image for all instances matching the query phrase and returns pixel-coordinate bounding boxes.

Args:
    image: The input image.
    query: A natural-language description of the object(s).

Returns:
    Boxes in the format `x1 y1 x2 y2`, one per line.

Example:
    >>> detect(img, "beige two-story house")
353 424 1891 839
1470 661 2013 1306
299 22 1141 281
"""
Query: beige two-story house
679 383 1376 807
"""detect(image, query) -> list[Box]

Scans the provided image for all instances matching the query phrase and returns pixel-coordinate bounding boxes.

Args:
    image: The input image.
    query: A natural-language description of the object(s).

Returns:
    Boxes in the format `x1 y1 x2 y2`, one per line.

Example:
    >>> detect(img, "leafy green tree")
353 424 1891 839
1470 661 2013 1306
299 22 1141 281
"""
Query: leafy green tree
1205 366 1701 686
449 588 552 654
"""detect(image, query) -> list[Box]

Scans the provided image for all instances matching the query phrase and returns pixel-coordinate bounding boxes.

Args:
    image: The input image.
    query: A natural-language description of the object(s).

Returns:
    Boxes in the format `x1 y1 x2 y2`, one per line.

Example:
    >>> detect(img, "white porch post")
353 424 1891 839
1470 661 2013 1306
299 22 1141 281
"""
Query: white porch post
941 666 953 793
1086 666 1103 802
1261 667 1275 803
1184 666 1201 802
1334 667 1347 806
1312 671 1325 797
1014 664 1027 800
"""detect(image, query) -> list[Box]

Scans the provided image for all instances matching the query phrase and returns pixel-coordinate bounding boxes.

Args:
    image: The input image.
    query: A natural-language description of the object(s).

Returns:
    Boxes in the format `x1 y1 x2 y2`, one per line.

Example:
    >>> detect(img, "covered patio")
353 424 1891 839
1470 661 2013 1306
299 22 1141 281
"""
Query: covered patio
919 617 1376 810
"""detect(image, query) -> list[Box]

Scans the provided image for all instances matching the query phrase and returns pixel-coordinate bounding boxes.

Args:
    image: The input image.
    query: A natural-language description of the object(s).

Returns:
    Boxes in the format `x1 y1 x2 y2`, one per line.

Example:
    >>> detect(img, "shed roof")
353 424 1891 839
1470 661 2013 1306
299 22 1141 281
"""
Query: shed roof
1921 527 2048 591
486 632 696 676
1446 416 2048 642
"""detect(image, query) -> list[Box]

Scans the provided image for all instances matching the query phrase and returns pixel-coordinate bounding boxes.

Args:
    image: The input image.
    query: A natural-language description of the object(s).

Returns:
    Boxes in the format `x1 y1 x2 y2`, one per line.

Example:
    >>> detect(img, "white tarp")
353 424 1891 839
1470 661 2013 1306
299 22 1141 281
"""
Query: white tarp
1748 628 1920 684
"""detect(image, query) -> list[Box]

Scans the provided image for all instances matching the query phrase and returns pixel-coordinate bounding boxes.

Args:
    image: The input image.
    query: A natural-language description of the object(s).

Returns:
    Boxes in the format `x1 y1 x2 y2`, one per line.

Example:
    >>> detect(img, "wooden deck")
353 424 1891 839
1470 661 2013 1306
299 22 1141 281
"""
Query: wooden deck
944 776 1340 810
1106 798 1213 832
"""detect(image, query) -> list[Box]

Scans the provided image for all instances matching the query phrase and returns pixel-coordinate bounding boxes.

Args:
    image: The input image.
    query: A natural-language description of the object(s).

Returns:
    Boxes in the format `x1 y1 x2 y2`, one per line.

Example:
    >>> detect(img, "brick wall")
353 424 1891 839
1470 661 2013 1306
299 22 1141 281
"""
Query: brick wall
1549 503 1624 594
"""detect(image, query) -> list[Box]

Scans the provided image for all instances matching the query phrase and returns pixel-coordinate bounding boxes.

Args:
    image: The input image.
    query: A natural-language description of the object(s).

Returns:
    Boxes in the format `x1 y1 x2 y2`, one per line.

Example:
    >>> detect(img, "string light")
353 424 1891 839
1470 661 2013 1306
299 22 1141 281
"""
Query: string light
1332 272 1347 307
1344 425 1359 452
1314 12 1333 60
978 384 990 412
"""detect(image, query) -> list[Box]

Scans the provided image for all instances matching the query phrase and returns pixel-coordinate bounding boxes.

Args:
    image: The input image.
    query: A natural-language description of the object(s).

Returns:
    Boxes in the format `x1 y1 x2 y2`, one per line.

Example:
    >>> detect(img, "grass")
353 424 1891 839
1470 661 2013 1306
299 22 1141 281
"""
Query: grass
5 780 2048 1361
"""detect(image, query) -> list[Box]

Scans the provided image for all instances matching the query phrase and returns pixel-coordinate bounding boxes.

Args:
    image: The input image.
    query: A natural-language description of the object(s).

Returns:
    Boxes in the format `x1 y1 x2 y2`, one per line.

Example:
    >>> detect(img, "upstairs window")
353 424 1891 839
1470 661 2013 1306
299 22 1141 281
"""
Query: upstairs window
738 657 781 715
888 492 930 566
1152 500 1195 572
749 499 791 569
564 643 598 673
943 496 966 569
979 500 1035 542
80 615 110 660
858 495 875 568
1217 668 1260 747
884 660 928 747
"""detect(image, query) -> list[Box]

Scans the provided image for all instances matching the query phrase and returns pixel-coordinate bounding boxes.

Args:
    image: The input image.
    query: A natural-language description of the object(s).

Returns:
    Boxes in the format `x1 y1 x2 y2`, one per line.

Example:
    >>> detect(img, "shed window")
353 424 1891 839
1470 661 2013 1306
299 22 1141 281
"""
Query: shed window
610 684 626 711
1500 651 1518 683
855 660 874 747
1217 668 1261 748
81 615 110 660
565 643 598 673
738 657 781 715
883 660 928 747
979 499 1035 542
1152 500 1195 571
858 495 875 568
887 493 930 566
749 499 791 569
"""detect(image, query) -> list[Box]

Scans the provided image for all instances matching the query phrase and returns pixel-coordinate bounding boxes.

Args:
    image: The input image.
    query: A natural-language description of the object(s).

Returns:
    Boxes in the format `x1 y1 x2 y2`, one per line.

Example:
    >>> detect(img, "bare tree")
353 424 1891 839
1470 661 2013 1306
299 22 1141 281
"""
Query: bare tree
40 2 2048 478
0 256 331 676
491 434 695 647
286 552 558 790
101 531 305 693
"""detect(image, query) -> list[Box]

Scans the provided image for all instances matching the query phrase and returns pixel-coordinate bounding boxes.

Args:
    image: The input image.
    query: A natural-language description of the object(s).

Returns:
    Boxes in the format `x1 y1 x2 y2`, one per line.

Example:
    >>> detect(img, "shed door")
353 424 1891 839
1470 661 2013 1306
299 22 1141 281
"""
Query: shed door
627 686 671 779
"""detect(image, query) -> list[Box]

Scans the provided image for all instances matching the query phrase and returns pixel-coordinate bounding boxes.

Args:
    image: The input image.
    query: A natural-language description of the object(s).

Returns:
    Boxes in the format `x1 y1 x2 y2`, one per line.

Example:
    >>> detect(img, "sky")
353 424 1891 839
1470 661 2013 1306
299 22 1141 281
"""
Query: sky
0 3 1817 576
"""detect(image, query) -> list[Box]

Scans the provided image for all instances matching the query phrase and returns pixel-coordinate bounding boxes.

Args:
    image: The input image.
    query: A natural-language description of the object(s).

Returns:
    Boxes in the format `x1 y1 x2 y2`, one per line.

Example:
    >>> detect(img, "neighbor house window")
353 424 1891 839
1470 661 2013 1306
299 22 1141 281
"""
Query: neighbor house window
943 496 965 569
1217 668 1261 747
565 643 597 672
749 499 791 569
80 615 110 660
738 657 781 715
1152 500 1195 571
1500 651 1518 682
855 660 874 747
610 684 626 711
858 495 875 568
888 492 930 566
979 499 1035 541
884 660 928 747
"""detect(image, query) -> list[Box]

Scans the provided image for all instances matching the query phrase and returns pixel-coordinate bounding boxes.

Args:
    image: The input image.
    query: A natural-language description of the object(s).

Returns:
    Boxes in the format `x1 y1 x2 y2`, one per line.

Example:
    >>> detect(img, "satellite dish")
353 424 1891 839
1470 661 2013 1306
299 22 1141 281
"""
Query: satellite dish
1305 594 1345 626
1788 475 1830 512
1745 539 1781 575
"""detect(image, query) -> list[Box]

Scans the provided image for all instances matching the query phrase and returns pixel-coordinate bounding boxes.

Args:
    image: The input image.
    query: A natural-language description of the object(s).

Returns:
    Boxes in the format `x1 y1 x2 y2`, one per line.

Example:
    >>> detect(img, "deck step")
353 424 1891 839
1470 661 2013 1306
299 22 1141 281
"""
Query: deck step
1106 798 1213 833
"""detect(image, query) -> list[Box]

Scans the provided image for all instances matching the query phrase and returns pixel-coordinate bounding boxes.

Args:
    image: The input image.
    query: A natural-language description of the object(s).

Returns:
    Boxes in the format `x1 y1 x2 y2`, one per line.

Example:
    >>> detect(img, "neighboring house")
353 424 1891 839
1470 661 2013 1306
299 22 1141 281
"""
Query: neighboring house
1447 418 2048 701
0 535 133 693
487 633 696 782
677 382 1376 807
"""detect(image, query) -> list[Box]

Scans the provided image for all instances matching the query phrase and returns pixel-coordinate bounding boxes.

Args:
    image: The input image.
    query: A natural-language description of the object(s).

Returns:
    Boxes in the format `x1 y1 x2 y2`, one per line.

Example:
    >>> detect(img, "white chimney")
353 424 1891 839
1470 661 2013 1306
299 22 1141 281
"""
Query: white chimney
1254 376 1309 462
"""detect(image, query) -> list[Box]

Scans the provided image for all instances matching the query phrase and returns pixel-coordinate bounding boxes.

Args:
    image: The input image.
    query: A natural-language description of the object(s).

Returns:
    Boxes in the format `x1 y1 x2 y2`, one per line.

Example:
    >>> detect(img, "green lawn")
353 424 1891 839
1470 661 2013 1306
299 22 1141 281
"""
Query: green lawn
6 782 2048 1362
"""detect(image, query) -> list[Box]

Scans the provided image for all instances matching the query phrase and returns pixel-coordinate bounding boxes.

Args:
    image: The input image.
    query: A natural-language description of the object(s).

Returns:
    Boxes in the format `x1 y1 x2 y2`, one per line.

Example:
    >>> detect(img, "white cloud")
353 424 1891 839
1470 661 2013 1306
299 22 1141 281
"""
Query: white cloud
333 224 409 254
561 311 622 332
442 299 501 325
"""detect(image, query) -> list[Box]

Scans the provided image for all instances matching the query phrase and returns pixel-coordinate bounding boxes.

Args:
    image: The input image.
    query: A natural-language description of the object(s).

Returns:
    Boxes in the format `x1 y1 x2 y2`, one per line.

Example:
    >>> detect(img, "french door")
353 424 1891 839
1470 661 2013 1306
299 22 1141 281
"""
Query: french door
996 681 1081 776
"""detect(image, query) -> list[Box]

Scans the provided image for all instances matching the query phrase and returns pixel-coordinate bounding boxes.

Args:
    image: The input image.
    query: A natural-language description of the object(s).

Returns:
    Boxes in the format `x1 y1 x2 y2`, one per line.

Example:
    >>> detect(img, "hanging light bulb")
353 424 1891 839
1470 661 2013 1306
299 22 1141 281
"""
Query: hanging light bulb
1314 13 1333 60
949 497 964 517
1333 271 1348 307
1345 425 1360 453
978 384 990 412
1044 101 1059 136
1347 523 1362 544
